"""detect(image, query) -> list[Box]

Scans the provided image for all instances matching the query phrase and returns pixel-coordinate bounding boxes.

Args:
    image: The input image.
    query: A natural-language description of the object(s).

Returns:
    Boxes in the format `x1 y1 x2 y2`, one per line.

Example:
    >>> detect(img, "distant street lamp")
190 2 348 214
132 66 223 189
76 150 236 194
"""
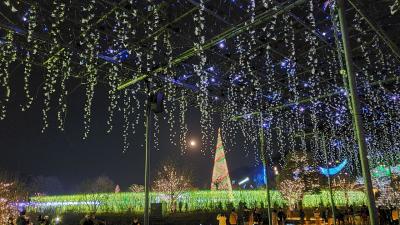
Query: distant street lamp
190 140 196 147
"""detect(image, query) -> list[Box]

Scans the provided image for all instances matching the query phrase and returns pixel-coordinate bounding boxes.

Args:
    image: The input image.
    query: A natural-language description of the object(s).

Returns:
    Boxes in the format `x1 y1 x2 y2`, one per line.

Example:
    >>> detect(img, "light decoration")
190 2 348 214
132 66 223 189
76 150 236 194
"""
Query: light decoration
0 182 19 224
0 31 16 120
211 128 233 193
319 159 348 176
106 8 130 133
78 0 100 139
152 164 192 212
57 50 72 131
332 175 361 206
129 184 145 193
29 189 368 214
193 0 212 150
2 0 18 12
179 89 189 154
238 177 250 186
278 179 305 209
390 0 399 14
22 4 38 111
42 0 66 132
0 0 398 172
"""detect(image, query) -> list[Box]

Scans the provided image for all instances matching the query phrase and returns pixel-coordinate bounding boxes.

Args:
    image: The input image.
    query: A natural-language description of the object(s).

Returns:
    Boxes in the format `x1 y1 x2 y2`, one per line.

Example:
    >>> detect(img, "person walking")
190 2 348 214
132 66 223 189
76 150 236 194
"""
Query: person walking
272 209 278 225
360 205 369 225
217 213 228 225
16 211 28 225
277 208 286 225
80 214 94 225
229 208 239 225
248 209 255 225
299 208 305 225
131 217 141 225
314 208 321 225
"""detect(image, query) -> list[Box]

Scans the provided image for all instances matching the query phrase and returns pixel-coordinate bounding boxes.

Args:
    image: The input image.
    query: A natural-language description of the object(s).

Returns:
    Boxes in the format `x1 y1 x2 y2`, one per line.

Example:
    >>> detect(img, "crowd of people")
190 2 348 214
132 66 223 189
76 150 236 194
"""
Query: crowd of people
7 211 51 225
215 205 399 225
5 205 399 225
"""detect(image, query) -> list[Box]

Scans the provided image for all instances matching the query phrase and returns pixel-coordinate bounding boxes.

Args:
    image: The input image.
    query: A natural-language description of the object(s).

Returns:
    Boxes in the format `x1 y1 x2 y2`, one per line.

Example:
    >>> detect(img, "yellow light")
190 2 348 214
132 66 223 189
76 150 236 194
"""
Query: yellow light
190 140 196 147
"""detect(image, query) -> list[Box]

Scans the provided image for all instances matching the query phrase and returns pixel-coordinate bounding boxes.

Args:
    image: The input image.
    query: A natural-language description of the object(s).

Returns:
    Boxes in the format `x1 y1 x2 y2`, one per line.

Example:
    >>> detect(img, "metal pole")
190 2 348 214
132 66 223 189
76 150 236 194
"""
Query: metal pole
337 0 378 224
144 82 152 225
259 113 272 225
321 133 336 225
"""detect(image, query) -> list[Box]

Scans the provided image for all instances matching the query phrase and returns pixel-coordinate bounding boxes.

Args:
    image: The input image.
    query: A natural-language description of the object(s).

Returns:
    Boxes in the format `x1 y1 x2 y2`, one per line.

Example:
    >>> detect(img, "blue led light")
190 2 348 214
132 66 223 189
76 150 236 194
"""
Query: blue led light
319 159 348 176
218 40 226 49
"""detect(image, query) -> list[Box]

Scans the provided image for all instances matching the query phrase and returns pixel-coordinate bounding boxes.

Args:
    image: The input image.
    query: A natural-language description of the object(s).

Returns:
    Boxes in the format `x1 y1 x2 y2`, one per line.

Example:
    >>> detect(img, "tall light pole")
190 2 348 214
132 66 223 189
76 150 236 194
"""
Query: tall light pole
321 133 336 225
337 0 378 224
259 113 272 225
144 82 152 225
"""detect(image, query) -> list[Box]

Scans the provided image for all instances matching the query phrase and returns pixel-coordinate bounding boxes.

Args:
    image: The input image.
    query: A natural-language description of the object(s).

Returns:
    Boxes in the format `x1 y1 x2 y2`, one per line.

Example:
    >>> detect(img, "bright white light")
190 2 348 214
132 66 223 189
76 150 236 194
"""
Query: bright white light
190 140 196 147
55 217 61 223
238 177 249 185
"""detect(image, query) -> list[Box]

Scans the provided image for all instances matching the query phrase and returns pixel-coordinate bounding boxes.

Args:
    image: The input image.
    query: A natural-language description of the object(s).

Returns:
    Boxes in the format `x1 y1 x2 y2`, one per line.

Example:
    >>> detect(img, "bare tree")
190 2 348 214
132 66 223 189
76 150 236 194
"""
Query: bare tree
79 175 115 193
77 176 115 213
152 163 192 212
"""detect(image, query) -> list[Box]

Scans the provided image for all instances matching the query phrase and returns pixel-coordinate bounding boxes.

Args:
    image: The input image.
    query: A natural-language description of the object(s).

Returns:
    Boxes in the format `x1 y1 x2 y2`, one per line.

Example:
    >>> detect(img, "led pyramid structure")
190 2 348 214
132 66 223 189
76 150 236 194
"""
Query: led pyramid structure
211 128 233 191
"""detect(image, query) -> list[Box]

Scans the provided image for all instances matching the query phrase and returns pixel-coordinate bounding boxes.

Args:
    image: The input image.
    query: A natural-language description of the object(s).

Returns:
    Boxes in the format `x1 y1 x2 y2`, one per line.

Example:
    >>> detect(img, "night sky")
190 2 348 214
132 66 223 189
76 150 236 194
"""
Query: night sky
0 66 254 193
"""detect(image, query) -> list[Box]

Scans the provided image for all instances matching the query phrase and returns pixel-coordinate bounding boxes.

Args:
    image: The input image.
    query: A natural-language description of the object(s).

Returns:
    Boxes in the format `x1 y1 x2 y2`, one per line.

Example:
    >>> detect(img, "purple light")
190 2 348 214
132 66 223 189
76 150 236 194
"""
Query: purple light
263 122 271 129
299 107 305 112
391 95 398 101
303 83 309 88
217 40 226 49
322 32 327 36
208 66 215 72
214 96 219 100
210 77 216 83
22 16 27 22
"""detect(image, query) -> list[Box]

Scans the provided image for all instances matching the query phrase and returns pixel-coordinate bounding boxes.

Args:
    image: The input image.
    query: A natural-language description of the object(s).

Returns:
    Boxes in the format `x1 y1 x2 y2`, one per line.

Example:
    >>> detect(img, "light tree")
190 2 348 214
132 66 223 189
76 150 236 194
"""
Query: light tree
152 163 192 211
280 151 320 192
129 184 144 193
375 175 400 218
278 179 305 209
332 175 360 206
0 176 27 224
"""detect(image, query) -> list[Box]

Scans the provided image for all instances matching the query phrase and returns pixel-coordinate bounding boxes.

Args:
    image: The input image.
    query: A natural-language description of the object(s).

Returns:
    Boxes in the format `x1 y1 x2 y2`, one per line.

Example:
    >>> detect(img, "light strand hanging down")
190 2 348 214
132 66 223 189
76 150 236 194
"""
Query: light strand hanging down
0 31 16 120
21 4 38 111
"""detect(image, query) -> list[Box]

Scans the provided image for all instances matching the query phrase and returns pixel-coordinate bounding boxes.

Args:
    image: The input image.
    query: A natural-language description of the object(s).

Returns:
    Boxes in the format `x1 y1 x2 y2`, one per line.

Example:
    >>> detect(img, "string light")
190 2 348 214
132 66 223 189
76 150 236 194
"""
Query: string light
22 4 38 111
0 31 16 120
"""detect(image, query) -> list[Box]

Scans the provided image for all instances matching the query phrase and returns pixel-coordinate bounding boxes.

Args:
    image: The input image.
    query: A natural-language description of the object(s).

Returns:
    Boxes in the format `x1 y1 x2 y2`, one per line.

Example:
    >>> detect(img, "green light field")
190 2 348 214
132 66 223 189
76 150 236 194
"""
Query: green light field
29 190 367 214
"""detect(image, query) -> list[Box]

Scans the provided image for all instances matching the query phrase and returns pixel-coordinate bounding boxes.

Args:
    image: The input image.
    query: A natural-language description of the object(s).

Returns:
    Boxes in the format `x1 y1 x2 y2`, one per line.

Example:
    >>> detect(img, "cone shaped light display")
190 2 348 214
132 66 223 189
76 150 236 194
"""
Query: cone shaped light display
211 128 233 192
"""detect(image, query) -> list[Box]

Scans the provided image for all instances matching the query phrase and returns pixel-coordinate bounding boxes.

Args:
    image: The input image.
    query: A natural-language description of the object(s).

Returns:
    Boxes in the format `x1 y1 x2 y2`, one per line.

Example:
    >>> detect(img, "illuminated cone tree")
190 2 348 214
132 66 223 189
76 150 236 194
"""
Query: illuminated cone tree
211 128 232 192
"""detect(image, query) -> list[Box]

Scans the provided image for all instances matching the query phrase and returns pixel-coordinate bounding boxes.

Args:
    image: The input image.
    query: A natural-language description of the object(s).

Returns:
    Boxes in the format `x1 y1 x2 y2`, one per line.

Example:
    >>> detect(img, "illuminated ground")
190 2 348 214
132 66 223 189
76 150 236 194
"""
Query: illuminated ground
29 190 366 214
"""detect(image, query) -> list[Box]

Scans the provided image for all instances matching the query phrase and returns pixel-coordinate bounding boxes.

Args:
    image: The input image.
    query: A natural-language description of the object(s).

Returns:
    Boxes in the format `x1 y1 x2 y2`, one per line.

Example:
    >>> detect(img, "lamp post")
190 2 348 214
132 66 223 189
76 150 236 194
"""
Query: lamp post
259 113 272 225
321 133 336 225
144 82 152 225
337 0 378 224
